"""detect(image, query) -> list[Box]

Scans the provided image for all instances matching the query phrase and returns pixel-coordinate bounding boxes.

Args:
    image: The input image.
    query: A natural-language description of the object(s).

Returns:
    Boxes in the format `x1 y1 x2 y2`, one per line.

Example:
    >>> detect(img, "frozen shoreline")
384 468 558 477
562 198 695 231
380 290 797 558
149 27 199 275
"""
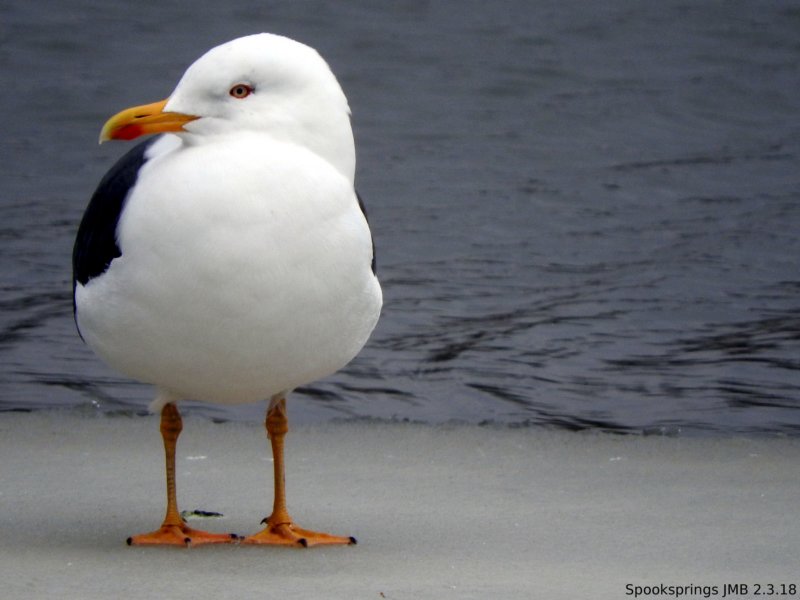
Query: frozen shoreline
1 411 798 599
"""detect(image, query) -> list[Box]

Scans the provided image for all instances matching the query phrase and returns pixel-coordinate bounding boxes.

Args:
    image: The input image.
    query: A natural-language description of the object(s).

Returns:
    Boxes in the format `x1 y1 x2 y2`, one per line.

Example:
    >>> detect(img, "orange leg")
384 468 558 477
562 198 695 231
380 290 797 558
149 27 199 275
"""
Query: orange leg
127 402 239 547
242 397 356 548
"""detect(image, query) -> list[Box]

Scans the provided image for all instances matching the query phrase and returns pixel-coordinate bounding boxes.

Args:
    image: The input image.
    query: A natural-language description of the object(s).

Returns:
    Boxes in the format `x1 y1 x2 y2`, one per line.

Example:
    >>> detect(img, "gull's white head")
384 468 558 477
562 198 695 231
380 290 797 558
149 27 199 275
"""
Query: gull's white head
100 34 355 180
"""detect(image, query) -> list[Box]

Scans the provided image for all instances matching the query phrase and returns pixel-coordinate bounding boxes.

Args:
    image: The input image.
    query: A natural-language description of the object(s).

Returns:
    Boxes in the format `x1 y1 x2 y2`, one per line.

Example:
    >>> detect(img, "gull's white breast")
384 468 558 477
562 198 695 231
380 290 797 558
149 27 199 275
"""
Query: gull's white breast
75 134 382 404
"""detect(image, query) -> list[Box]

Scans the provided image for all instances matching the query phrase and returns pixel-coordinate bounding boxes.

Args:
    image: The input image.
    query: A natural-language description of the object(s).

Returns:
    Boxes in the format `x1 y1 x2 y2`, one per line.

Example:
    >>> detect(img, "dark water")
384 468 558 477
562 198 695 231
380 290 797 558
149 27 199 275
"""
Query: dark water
1 1 799 434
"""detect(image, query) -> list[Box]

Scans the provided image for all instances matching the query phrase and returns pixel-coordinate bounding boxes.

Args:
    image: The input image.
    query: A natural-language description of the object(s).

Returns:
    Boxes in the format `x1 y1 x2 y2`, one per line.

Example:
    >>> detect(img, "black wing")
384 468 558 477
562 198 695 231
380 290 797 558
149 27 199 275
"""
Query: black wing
356 189 376 275
72 138 156 291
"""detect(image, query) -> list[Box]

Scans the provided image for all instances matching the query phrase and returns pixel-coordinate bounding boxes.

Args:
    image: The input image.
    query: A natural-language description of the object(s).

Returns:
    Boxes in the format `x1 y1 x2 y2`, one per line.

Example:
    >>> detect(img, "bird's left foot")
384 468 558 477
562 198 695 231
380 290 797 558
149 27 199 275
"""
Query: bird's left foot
242 518 356 548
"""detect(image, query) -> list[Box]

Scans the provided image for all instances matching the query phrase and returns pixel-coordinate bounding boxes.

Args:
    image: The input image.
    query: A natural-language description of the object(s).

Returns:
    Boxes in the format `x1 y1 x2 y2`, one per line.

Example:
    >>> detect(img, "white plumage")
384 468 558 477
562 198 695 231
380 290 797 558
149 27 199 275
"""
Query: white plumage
75 34 381 410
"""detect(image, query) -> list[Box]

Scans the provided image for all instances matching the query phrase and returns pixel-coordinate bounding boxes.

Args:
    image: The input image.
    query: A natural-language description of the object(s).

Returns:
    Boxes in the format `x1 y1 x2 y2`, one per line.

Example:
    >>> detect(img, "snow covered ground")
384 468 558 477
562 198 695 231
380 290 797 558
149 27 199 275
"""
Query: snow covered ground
1 411 797 599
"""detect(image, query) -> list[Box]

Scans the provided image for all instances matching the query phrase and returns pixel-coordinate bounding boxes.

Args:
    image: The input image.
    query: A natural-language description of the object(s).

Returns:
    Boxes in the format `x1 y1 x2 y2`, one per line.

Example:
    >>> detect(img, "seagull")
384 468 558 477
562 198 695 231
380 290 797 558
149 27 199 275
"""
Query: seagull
72 33 382 547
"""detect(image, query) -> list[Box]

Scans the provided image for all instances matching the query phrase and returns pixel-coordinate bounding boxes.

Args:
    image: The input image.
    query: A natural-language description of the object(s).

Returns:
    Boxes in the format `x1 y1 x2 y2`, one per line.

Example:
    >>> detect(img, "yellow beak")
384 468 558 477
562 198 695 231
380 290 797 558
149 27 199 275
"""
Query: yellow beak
99 98 198 143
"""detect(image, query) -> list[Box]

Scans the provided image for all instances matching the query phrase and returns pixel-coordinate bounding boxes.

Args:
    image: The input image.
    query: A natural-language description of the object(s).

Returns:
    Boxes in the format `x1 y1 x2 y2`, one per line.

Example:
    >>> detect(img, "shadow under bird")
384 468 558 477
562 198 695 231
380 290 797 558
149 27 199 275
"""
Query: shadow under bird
72 33 382 547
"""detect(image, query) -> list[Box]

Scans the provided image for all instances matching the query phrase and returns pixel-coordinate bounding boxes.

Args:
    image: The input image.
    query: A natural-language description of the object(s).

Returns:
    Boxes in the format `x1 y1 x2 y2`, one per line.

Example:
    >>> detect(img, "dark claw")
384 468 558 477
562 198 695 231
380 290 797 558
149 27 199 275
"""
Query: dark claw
298 538 308 548
260 517 269 525
348 536 357 545
229 533 241 541
184 537 192 546
126 537 133 546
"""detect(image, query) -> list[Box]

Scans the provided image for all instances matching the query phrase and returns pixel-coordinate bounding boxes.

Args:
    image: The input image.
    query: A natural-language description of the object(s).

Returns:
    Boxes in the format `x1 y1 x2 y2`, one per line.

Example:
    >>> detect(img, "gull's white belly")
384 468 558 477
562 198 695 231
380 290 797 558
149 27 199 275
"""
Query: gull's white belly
75 138 381 404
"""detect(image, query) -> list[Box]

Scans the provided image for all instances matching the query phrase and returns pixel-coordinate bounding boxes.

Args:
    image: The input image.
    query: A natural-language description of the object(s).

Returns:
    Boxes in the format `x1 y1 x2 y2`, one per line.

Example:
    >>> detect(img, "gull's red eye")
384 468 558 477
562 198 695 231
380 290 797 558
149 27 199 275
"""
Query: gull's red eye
229 84 254 99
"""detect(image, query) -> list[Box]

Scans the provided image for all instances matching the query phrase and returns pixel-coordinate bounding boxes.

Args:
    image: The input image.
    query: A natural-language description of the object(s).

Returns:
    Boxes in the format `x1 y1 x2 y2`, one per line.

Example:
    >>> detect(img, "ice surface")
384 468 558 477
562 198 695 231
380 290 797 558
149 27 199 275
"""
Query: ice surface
1 411 798 599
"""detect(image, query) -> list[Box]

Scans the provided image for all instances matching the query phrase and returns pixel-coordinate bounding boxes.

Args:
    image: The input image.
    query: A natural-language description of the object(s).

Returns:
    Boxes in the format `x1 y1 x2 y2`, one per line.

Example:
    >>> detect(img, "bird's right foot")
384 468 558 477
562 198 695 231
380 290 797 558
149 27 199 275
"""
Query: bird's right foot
127 524 240 547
